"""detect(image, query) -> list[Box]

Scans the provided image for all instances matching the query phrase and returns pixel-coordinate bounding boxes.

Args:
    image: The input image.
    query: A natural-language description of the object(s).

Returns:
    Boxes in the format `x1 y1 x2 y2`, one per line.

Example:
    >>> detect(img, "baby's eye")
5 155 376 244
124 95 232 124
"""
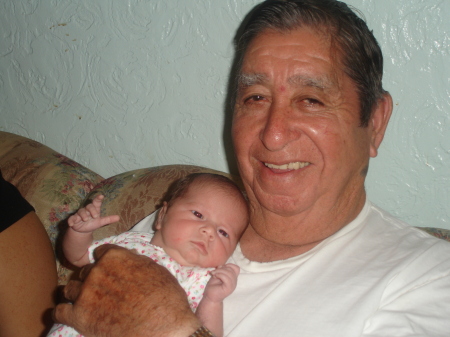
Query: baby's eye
218 229 229 238
192 210 203 219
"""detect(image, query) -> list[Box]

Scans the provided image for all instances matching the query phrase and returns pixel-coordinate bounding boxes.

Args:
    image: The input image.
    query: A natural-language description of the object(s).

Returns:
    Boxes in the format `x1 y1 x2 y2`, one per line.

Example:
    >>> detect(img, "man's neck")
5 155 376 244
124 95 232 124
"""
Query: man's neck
239 194 367 262
239 225 323 262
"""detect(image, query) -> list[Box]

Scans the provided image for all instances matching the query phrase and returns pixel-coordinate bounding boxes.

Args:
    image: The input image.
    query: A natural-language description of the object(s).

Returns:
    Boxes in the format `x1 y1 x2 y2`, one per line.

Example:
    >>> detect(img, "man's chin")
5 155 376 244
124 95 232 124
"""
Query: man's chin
254 196 315 219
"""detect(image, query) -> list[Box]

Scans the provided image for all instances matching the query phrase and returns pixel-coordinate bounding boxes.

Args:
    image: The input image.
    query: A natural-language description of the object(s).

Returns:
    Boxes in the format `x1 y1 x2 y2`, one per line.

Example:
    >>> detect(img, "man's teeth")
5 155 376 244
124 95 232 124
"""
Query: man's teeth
264 162 310 170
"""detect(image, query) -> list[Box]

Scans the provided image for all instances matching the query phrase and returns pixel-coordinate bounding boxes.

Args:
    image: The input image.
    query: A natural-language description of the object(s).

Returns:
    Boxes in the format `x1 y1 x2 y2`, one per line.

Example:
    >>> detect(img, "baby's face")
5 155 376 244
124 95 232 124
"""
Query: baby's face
151 181 248 268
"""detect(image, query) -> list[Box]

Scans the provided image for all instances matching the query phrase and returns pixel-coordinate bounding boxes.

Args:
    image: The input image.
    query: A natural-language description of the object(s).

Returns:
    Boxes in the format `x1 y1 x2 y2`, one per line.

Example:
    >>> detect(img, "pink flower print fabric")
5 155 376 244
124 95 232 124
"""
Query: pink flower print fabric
47 324 83 337
89 231 213 311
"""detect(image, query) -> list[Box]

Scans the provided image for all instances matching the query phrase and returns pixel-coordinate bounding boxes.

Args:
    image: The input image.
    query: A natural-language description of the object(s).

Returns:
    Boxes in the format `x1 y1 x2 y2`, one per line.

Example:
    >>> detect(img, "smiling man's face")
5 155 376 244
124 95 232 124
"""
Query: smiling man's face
232 27 377 228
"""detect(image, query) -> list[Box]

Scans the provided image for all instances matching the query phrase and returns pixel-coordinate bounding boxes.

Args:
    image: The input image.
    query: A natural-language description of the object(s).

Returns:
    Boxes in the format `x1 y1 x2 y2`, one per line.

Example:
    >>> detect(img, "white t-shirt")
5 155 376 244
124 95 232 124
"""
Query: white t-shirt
132 201 450 337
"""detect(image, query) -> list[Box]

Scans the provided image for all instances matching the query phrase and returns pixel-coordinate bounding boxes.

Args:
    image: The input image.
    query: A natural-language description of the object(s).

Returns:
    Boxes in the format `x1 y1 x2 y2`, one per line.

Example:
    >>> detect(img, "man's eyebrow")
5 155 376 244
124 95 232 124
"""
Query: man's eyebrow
237 73 268 87
287 75 330 90
237 73 332 90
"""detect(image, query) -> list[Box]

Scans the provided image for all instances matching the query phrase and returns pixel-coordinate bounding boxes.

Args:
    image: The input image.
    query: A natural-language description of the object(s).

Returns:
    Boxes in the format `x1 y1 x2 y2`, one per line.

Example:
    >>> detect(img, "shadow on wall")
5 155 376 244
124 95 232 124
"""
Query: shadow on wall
222 4 262 176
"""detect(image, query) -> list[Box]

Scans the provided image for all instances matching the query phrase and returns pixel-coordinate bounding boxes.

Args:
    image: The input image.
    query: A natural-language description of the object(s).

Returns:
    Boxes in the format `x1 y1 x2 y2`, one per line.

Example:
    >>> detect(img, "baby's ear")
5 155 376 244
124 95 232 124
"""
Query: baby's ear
155 202 168 230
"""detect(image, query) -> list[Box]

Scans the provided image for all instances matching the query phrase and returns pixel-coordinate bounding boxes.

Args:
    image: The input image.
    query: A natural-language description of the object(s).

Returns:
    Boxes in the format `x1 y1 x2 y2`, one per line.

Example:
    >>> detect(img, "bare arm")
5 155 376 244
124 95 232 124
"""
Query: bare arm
196 264 240 337
63 195 120 267
54 244 203 337
0 212 57 337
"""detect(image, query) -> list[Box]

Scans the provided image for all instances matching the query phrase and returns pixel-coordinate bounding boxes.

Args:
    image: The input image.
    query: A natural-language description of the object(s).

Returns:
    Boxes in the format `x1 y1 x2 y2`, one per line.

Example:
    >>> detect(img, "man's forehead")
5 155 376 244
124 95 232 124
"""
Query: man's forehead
237 29 343 91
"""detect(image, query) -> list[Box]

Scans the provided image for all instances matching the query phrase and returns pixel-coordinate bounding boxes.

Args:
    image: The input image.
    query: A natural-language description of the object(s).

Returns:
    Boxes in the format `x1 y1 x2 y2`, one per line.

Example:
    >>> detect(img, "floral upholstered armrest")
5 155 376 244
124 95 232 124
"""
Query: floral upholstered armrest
86 165 240 242
0 131 104 284
418 227 450 242
0 132 103 246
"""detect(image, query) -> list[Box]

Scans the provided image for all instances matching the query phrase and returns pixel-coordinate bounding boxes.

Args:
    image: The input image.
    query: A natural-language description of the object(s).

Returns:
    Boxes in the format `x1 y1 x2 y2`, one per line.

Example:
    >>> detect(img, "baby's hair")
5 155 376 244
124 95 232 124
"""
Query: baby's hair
163 173 246 207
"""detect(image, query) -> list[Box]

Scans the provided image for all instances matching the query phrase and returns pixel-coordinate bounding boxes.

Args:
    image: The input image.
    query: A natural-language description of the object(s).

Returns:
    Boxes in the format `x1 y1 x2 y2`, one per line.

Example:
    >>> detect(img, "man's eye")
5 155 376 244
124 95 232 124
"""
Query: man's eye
218 229 229 238
192 210 203 219
245 95 265 103
303 98 323 106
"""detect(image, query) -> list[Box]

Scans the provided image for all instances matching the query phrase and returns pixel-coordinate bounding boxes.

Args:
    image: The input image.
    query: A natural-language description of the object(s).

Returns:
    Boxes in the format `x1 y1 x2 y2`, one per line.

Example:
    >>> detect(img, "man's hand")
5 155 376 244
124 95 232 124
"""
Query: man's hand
54 244 201 337
68 195 120 233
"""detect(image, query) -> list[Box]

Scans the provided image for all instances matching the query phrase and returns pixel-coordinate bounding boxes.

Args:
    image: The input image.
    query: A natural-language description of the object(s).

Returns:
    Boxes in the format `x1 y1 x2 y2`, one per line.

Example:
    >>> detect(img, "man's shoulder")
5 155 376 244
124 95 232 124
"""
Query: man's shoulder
366 201 412 229
365 200 450 253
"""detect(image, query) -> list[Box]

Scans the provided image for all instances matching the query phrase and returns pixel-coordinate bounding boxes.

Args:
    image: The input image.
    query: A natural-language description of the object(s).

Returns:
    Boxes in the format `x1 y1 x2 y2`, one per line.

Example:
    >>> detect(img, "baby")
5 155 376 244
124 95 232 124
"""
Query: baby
48 173 248 337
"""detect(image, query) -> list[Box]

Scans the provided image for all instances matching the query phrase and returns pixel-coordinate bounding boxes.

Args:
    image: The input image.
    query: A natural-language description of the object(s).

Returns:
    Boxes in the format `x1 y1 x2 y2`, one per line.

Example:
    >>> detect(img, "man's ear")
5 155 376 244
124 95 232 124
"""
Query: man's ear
369 92 393 158
155 201 168 230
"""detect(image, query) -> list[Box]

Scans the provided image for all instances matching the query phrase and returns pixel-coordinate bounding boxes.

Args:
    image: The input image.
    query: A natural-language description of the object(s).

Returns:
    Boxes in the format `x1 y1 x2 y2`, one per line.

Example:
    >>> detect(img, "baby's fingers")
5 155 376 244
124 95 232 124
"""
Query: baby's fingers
223 263 240 275
85 203 101 219
68 213 82 227
77 195 104 221
77 207 94 222
97 215 120 227
91 195 105 210
211 270 235 283
212 263 240 277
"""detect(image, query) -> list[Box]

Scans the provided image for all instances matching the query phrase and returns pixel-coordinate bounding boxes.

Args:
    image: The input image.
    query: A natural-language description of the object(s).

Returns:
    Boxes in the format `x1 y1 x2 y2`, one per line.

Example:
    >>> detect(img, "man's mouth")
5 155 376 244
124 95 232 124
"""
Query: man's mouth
264 161 310 170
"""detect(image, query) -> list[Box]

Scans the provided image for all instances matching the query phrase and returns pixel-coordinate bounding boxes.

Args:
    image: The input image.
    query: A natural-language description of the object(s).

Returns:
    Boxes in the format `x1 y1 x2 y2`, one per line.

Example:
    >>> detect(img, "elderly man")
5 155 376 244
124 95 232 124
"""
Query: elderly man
55 1 450 336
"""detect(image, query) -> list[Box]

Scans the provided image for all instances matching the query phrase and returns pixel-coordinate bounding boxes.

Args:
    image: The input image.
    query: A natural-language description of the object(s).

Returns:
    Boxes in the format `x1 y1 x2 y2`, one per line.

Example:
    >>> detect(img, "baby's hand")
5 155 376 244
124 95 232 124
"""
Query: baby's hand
203 263 240 303
68 195 120 234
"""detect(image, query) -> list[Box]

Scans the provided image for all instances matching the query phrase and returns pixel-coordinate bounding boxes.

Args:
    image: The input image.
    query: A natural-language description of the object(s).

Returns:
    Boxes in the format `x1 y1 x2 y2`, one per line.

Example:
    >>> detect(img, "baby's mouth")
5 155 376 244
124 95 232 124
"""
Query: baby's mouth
192 241 207 254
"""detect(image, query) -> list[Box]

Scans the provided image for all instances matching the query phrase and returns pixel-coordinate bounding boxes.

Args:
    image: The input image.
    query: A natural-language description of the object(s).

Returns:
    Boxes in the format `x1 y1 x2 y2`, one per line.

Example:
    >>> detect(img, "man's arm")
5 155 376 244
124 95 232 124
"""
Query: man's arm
0 212 57 337
54 244 203 337
362 266 450 336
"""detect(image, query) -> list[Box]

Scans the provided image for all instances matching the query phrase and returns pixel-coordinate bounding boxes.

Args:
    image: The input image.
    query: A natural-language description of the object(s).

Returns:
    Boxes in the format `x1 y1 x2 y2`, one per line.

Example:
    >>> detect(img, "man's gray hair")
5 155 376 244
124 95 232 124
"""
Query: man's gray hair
232 0 386 127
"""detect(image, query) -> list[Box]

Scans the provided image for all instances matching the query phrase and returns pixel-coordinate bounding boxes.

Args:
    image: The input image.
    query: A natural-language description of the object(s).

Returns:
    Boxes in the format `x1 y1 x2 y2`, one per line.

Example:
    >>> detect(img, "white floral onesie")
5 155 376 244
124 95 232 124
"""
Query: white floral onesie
47 231 213 337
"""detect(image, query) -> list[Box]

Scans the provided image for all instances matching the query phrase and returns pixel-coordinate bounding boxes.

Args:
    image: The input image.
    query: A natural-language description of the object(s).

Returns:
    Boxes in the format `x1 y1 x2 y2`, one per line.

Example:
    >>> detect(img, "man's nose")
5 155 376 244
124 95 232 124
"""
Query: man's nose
260 101 300 151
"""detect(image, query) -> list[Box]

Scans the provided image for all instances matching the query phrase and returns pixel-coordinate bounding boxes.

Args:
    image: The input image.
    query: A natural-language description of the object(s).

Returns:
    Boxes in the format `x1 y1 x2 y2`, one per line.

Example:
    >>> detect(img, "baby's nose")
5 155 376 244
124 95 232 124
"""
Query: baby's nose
201 225 215 239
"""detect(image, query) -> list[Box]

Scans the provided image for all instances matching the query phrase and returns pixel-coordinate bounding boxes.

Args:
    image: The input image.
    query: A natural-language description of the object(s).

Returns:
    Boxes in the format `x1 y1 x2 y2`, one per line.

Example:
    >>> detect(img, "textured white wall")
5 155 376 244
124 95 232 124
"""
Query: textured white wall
0 0 449 230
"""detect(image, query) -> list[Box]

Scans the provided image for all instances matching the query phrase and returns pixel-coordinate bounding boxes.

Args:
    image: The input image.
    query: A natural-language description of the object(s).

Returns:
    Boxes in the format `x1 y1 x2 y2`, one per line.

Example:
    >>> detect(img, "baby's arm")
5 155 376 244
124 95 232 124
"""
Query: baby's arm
195 263 240 337
63 195 120 267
